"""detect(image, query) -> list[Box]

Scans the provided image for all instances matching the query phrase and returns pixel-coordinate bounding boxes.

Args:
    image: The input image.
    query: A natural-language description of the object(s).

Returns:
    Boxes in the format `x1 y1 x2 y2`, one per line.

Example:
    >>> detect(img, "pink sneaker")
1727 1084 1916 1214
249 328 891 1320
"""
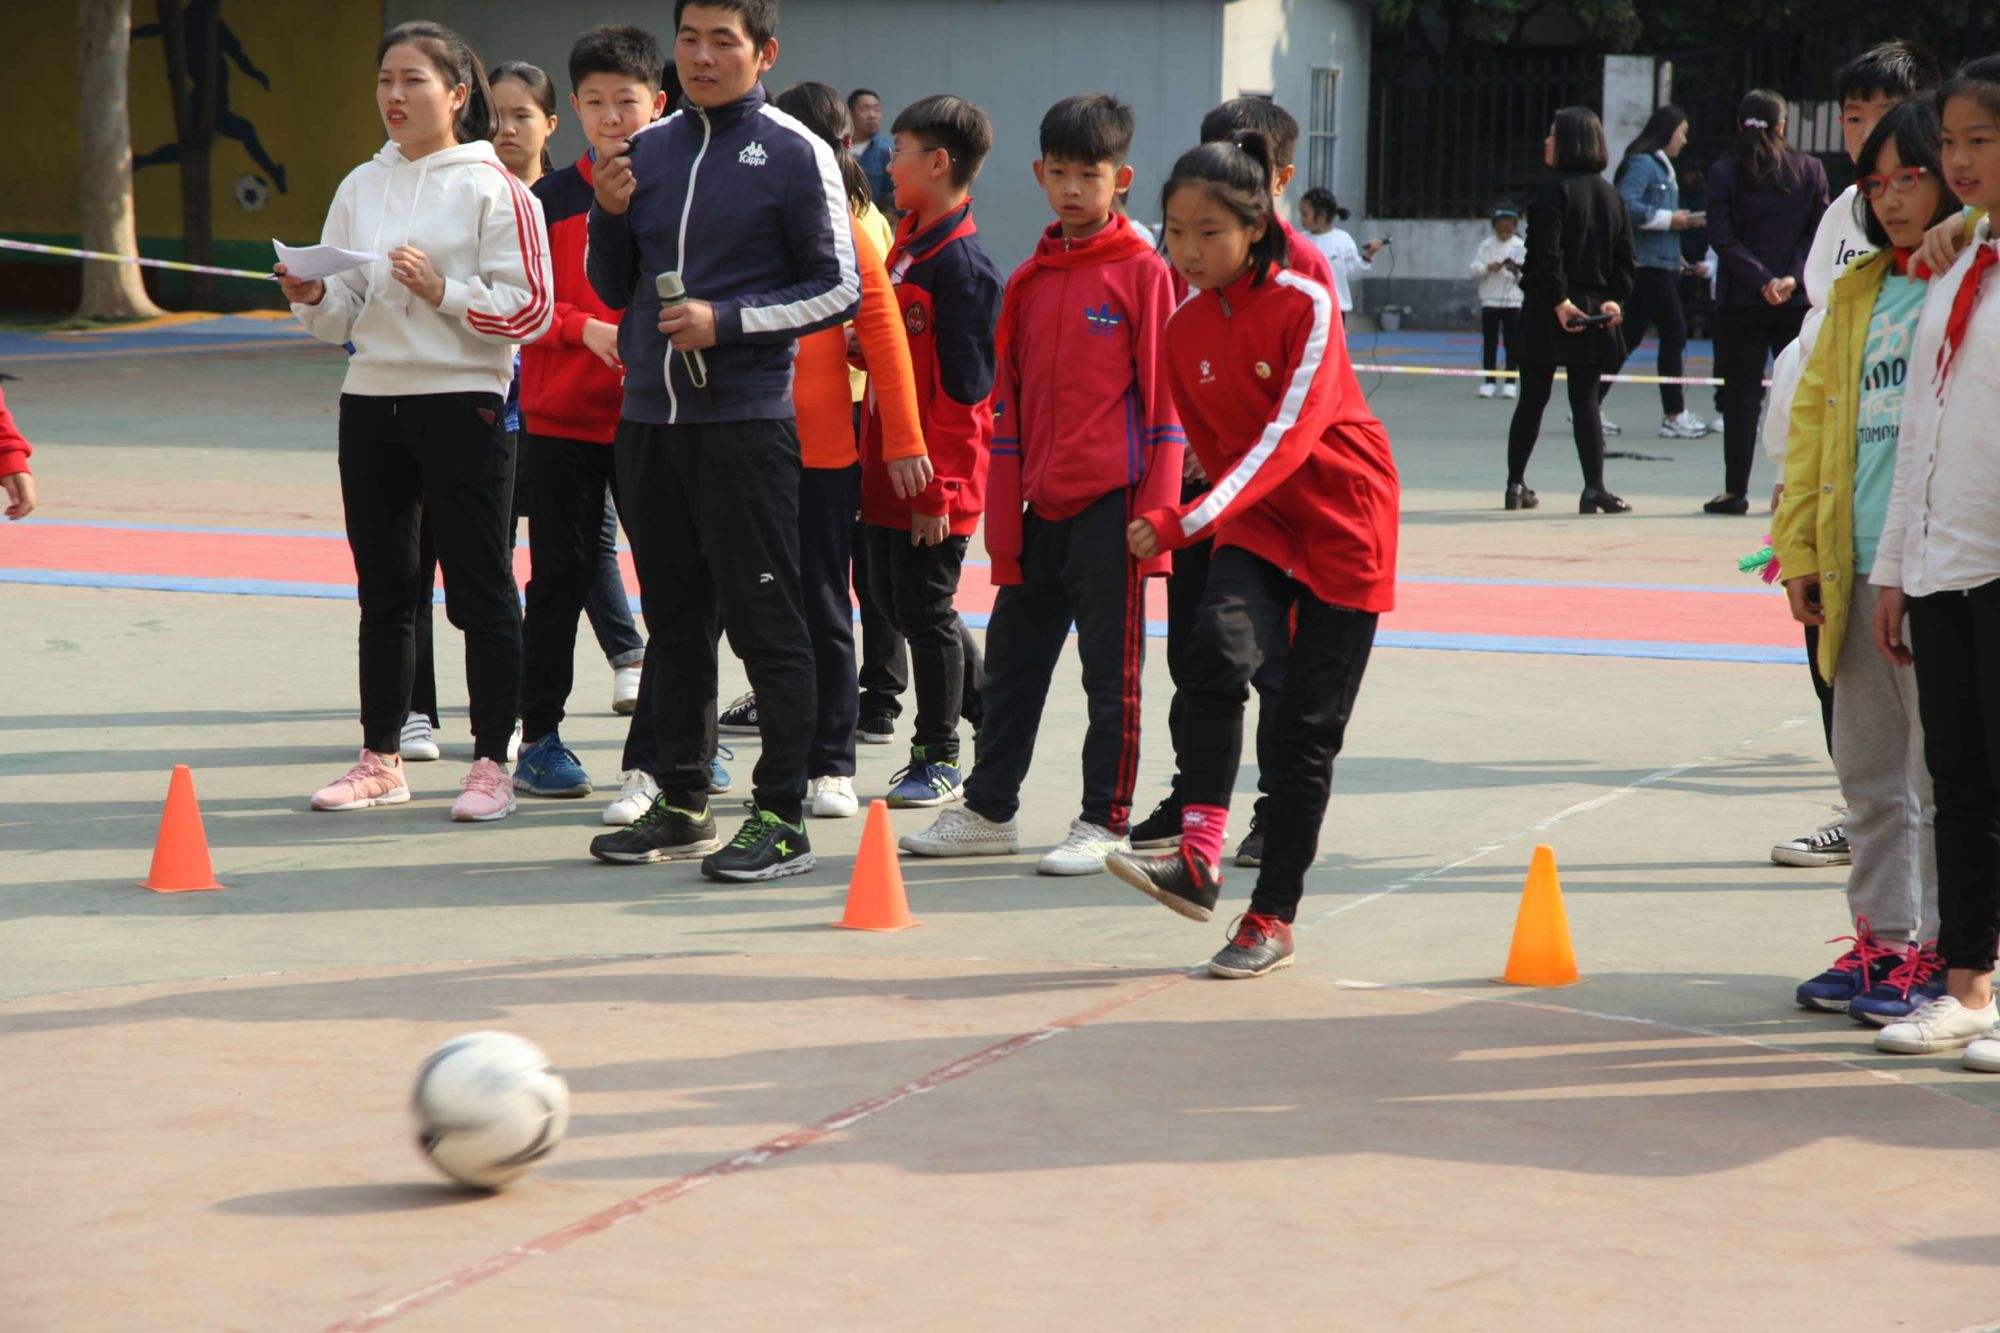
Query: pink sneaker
311 749 410 811
451 758 517 822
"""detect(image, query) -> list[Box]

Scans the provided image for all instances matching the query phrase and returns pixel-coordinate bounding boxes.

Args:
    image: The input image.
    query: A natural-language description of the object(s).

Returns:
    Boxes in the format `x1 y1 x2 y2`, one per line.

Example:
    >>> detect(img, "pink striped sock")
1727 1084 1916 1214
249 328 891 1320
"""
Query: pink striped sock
1181 803 1229 874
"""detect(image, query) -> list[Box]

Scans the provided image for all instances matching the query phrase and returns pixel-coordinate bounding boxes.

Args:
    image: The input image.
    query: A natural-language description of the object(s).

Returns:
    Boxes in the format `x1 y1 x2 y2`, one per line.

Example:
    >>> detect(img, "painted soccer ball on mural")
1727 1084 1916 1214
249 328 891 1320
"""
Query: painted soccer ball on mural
233 174 270 213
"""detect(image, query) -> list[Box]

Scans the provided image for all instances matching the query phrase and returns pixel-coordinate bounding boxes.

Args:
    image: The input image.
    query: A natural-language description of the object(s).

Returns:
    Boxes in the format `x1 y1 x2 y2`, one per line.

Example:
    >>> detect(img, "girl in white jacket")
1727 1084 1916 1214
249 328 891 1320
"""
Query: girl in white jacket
278 21 553 823
1470 205 1526 397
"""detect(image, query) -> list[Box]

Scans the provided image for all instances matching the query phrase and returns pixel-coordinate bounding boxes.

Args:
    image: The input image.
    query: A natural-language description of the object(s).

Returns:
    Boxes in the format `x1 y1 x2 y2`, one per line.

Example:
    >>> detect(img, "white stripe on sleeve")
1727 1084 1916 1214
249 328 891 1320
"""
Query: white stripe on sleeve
739 105 861 335
1178 270 1332 538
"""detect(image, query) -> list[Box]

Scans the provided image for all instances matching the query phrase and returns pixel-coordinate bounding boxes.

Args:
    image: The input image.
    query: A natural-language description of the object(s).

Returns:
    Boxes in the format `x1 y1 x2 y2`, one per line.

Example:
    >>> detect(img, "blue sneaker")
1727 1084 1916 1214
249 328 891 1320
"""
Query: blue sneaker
513 731 592 798
886 745 964 808
1794 917 1897 1013
709 744 734 796
1850 942 1946 1027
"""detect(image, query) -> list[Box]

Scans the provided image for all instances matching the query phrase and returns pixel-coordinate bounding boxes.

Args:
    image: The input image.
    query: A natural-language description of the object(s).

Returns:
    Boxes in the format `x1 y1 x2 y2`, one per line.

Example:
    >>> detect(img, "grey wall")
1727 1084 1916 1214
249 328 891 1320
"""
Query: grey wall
389 0 1234 270
1220 0 1369 229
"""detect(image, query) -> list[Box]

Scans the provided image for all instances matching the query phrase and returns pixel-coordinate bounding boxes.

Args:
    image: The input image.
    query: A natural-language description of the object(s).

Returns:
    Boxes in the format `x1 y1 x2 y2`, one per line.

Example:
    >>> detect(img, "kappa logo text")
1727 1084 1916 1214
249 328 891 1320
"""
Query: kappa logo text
738 141 769 167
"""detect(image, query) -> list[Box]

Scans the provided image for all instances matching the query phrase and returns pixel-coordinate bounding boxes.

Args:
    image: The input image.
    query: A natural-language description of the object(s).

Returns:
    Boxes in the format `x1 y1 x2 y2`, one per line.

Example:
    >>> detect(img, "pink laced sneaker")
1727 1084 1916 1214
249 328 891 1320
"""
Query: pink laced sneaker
451 757 517 823
310 749 410 812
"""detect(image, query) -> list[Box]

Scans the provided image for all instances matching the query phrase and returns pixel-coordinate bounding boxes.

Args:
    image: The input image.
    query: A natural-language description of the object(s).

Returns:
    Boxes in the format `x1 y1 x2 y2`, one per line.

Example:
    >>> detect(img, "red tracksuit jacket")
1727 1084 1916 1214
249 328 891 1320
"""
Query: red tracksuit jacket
1167 217 1335 308
987 215 1185 584
860 200 1004 535
0 385 30 478
519 153 624 444
1139 264 1399 613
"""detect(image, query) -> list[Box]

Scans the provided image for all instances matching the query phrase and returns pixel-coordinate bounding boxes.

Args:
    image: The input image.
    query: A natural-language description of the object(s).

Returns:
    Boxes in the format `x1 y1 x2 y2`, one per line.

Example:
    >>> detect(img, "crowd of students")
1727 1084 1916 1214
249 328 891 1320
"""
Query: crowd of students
191 3 2000 1017
271 0 1398 980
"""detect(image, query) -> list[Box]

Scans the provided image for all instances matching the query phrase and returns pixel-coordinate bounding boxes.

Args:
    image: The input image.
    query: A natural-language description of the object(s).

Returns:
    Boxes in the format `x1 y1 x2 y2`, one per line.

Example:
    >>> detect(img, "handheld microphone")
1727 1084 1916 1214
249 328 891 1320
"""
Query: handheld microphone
654 271 709 389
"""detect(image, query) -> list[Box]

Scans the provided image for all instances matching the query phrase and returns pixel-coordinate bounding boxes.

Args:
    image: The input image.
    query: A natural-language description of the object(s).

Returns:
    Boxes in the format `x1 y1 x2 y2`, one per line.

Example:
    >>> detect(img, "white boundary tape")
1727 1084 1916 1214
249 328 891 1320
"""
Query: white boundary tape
0 237 275 282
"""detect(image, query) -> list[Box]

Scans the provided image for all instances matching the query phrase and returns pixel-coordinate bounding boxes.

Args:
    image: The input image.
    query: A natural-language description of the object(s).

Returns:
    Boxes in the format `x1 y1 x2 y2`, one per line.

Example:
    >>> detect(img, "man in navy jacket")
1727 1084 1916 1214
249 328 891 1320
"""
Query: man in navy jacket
585 0 860 881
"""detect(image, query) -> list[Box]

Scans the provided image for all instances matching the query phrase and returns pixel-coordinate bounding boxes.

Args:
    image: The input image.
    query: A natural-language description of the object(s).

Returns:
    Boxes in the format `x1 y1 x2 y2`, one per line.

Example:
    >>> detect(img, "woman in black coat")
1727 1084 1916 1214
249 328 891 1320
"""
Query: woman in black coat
1504 106 1639 513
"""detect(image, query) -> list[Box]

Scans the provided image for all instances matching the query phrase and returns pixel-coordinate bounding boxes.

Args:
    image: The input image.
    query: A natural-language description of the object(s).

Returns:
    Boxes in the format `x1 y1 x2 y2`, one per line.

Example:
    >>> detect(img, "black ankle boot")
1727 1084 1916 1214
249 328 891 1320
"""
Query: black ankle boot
1580 487 1632 514
1703 493 1750 515
1504 483 1539 510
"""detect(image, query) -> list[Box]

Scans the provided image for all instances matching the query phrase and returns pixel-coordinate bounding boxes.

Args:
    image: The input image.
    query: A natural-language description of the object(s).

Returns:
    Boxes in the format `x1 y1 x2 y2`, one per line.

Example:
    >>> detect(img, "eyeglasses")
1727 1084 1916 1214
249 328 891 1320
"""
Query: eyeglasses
1859 166 1930 200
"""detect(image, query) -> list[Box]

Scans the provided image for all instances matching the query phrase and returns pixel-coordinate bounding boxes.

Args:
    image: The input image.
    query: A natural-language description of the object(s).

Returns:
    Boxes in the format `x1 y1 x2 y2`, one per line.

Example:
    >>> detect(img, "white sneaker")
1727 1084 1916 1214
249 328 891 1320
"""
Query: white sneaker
1964 1027 2000 1072
506 722 522 764
1658 410 1709 439
1478 382 1497 399
1708 414 1726 434
612 664 641 715
1501 382 1518 398
1876 996 1999 1054
899 806 1019 857
809 774 859 819
602 769 660 826
400 713 440 762
1566 412 1622 435
1037 818 1129 877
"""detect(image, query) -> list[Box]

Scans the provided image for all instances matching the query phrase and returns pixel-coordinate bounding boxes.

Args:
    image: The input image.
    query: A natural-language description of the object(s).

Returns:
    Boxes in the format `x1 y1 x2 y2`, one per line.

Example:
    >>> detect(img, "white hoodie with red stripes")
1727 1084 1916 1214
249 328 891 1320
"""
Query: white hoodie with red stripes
292 139 552 396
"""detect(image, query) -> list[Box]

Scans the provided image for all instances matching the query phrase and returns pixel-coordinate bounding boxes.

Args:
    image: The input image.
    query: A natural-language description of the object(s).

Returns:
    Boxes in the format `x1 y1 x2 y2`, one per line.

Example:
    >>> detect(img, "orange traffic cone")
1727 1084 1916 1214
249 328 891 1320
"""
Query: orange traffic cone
1498 844 1578 986
140 765 223 893
833 800 918 931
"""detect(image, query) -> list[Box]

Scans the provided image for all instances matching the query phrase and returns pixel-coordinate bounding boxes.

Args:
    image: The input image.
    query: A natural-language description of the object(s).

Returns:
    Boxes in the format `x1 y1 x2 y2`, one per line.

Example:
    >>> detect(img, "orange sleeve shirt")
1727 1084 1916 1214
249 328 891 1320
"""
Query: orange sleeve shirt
795 221 924 469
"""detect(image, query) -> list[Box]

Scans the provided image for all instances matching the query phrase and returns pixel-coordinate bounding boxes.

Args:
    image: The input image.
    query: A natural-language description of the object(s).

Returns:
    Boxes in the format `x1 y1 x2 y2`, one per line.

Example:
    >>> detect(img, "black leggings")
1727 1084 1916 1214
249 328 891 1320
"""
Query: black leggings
1601 267 1688 416
1505 360 1606 491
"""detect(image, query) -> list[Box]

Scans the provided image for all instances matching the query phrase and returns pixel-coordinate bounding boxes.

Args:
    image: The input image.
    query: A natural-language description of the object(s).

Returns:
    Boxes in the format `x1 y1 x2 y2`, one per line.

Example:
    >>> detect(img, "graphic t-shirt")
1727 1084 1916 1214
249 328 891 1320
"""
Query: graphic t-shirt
1853 272 1926 575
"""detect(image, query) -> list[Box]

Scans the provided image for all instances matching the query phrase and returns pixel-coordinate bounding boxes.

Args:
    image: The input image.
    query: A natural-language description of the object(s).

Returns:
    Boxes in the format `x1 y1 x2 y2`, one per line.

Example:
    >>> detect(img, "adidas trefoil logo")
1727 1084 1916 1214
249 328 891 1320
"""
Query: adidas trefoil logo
738 141 769 167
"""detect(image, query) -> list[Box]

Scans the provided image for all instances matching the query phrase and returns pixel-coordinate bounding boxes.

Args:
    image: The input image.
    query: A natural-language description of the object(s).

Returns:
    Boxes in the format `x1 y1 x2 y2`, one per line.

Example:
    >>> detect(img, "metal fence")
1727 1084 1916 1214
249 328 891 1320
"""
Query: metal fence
1366 48 1603 219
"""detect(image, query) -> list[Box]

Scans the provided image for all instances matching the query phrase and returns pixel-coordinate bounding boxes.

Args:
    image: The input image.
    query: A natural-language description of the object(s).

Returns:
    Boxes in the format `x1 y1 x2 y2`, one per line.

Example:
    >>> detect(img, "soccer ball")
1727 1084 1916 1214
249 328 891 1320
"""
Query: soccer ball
233 173 270 213
410 1031 570 1190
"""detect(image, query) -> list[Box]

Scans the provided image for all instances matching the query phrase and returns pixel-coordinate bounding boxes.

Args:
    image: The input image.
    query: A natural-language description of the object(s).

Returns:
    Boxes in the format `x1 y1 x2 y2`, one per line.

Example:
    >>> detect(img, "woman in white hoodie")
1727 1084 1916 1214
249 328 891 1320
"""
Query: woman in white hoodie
278 21 553 823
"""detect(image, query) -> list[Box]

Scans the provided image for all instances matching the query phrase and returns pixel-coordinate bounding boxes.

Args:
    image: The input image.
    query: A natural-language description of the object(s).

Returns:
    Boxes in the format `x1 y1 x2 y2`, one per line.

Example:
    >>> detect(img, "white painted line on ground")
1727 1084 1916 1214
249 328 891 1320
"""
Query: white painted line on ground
1315 714 1814 924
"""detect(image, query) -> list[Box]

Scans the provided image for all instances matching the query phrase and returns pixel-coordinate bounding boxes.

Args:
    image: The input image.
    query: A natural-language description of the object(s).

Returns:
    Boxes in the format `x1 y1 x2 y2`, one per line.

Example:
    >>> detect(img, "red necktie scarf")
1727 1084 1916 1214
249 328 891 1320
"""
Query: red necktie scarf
1935 241 1998 397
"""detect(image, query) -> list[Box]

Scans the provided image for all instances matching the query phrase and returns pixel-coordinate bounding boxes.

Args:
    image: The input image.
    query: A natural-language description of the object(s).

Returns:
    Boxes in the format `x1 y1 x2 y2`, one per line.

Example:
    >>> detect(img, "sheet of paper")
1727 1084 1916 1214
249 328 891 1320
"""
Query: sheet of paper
272 240 383 282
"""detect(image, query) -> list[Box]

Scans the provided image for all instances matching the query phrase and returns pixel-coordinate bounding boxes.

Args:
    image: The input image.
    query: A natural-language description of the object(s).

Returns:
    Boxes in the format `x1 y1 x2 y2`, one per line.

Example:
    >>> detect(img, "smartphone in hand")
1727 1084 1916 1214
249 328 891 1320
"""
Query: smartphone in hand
1565 312 1617 331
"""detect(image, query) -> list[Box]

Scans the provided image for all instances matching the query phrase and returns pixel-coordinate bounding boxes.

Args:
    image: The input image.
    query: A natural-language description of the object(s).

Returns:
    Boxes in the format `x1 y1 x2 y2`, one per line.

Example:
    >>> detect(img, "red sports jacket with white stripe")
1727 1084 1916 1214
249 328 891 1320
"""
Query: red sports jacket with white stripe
290 139 553 397
519 152 624 445
1138 263 1399 613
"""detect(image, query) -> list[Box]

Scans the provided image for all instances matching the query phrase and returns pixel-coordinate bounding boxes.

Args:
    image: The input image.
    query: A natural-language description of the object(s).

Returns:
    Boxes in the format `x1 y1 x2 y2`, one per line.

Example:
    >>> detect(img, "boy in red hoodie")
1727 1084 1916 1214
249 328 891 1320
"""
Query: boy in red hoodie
513 26 668 804
859 94 1005 808
0 385 38 520
1109 133 1399 979
900 94 1183 874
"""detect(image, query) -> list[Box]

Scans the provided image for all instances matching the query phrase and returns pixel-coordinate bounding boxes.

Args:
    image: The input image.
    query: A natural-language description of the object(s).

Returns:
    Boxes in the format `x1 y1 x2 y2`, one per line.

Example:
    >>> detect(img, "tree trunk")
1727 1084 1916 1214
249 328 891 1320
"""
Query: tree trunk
75 0 164 320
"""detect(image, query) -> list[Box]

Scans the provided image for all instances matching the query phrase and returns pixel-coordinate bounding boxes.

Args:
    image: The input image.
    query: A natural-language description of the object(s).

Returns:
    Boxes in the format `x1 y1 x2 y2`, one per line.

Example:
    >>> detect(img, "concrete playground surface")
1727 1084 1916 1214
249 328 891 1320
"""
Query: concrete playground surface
3 332 1997 1330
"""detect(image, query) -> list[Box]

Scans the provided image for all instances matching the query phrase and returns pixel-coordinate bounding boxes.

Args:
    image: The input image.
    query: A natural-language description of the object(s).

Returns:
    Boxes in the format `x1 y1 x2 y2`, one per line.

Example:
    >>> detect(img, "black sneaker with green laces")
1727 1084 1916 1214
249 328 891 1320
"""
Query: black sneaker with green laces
701 805 816 882
589 796 719 864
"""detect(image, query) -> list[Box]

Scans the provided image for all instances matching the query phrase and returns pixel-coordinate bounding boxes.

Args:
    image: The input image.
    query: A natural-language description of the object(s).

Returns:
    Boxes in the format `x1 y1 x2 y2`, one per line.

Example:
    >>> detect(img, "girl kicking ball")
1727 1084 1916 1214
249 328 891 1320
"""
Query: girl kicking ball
1107 132 1399 978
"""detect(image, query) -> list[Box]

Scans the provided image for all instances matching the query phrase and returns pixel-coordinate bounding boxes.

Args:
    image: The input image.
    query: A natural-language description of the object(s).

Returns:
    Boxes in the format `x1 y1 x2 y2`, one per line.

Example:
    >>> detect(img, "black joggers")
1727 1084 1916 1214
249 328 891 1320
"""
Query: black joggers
519 432 618 742
863 523 971 755
614 417 816 822
1714 303 1804 498
1167 478 1282 822
1908 580 2000 971
800 465 862 778
965 491 1147 833
1602 266 1689 417
338 392 521 762
1480 306 1521 384
1178 545 1377 923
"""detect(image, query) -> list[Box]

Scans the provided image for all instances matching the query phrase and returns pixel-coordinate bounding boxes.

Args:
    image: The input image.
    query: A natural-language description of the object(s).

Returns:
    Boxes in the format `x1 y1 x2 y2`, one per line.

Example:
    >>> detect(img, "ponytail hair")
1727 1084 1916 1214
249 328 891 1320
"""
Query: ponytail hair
489 60 557 176
377 21 495 145
1301 187 1348 222
776 81 872 216
1160 129 1289 283
1735 88 1792 189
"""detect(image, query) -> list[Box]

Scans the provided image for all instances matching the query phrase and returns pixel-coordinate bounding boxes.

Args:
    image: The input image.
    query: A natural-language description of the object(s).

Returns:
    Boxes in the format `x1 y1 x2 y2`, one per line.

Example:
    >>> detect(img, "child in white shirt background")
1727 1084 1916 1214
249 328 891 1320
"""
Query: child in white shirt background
1471 205 1526 398
1298 188 1382 317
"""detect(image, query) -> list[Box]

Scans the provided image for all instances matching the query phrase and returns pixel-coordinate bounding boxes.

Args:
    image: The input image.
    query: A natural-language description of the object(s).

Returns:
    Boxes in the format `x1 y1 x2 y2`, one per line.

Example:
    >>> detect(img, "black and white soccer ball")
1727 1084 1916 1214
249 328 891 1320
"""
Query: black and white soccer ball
233 173 270 213
410 1031 570 1190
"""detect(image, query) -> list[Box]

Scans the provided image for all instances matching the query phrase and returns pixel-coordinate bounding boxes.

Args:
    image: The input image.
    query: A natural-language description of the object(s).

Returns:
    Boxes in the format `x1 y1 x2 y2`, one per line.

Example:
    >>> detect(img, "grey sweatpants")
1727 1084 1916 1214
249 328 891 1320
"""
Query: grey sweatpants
1833 581 1939 943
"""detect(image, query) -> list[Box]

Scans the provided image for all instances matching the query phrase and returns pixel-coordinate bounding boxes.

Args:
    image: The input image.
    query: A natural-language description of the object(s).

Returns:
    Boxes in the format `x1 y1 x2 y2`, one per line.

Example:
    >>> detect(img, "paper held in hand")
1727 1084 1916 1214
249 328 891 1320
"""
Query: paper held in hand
272 239 383 282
